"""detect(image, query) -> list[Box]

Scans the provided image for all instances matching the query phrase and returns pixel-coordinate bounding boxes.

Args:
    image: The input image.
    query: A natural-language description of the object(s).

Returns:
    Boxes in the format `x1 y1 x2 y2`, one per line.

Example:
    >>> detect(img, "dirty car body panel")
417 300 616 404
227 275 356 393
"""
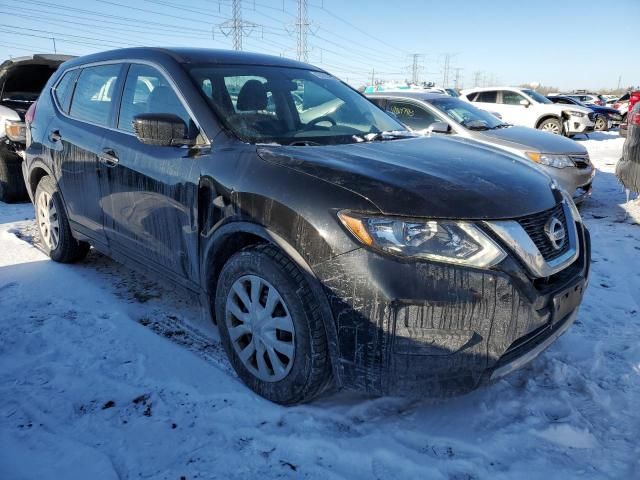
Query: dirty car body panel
24 48 590 399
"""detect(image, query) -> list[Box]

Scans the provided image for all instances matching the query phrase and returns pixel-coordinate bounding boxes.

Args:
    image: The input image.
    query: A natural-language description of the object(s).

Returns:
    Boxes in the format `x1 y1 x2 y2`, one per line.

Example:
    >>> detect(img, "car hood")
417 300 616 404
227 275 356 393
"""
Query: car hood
545 103 592 115
477 125 587 155
257 136 558 220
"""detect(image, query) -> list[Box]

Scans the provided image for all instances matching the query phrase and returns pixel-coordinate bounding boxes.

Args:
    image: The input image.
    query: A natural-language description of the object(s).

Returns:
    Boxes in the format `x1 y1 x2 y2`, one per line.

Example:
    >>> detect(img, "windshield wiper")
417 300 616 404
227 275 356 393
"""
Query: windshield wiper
488 123 512 130
355 130 418 142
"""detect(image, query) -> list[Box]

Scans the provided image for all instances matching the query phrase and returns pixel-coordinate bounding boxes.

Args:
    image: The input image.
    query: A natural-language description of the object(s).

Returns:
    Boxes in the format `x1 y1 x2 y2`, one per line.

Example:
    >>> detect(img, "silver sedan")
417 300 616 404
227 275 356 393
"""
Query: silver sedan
368 92 595 203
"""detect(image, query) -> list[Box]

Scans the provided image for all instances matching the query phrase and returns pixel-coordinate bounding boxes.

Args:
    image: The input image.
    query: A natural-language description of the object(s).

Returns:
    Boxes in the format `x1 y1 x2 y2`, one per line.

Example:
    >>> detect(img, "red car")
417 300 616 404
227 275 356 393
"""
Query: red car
619 90 640 137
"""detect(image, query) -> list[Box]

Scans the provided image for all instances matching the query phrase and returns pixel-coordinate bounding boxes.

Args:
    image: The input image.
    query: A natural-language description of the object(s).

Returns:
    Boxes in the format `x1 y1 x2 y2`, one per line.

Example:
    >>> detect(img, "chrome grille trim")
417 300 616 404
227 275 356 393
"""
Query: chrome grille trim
484 201 579 278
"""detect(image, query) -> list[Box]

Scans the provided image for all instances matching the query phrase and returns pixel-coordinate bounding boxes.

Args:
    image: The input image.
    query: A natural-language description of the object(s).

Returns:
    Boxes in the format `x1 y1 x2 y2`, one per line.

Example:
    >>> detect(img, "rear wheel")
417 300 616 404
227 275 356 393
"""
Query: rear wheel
594 115 608 131
538 118 562 135
215 244 331 405
34 175 89 262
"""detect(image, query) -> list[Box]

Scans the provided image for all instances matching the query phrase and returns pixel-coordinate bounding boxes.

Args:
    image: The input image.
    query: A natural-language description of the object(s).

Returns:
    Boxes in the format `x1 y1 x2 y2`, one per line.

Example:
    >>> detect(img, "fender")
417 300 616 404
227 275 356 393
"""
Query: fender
200 220 344 386
24 157 55 201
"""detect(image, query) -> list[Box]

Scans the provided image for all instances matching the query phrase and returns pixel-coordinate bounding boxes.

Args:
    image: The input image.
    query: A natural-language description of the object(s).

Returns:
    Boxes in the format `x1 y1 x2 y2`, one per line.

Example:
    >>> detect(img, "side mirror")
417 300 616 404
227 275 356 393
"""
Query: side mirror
519 99 530 107
133 113 193 147
426 121 451 135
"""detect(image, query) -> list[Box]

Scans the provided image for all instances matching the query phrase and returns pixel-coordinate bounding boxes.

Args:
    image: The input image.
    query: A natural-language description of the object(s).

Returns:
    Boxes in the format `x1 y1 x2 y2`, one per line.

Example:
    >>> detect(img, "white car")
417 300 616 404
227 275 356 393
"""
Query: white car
459 87 595 137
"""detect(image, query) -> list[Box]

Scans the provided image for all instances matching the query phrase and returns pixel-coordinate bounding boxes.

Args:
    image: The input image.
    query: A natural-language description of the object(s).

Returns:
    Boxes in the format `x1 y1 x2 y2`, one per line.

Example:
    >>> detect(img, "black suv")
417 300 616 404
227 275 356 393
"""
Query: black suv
23 48 590 404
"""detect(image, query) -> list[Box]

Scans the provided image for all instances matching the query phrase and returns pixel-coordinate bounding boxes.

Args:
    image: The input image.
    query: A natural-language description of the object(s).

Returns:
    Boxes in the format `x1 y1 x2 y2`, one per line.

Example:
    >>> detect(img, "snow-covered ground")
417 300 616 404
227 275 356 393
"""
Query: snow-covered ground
1 132 638 479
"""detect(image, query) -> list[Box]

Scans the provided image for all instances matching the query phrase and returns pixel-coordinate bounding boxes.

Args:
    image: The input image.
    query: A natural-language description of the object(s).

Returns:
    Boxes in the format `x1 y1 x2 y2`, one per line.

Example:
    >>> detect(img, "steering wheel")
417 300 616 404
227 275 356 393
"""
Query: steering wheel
304 115 337 130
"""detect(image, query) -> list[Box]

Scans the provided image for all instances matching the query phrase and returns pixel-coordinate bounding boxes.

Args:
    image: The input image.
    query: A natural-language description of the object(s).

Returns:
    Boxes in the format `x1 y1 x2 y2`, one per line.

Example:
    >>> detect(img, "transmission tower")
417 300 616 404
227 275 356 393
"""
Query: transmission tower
296 0 310 62
410 53 424 84
453 67 463 89
218 0 256 51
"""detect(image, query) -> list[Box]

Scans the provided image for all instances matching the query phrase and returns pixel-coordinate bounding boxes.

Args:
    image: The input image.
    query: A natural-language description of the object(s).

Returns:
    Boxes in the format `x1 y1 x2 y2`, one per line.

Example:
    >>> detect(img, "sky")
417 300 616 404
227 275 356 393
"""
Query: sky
0 0 638 91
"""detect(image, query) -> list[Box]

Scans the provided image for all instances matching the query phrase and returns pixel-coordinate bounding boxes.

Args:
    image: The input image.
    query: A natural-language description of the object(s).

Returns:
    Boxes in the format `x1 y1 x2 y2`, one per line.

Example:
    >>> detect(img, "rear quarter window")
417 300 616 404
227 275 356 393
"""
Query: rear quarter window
53 70 79 114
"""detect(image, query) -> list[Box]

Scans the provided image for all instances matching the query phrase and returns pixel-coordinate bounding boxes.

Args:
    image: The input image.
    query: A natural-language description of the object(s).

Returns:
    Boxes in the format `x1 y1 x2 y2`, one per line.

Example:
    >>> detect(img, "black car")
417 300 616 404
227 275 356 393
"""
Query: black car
0 54 73 202
548 95 623 131
23 48 590 404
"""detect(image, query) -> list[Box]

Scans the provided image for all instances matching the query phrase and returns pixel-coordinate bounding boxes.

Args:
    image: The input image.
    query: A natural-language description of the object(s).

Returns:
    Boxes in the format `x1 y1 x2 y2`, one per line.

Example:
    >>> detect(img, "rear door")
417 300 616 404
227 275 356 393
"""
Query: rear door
51 63 124 249
99 63 201 283
385 99 442 130
467 90 501 118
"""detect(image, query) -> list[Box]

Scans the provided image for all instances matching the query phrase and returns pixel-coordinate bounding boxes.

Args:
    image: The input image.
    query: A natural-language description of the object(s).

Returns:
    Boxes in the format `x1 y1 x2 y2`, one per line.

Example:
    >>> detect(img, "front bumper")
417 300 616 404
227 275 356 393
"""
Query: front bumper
539 164 595 203
565 114 595 134
314 222 590 396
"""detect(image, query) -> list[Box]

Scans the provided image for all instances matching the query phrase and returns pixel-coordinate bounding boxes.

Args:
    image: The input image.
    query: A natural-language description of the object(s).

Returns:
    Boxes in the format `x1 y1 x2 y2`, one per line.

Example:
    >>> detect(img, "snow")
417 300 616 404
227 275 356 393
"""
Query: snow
1 131 638 479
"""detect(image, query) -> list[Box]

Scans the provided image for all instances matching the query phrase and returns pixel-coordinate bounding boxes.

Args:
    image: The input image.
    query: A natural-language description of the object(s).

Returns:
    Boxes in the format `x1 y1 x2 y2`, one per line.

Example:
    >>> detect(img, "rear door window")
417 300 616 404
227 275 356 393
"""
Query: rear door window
471 91 498 103
69 64 121 127
387 101 440 130
53 69 79 113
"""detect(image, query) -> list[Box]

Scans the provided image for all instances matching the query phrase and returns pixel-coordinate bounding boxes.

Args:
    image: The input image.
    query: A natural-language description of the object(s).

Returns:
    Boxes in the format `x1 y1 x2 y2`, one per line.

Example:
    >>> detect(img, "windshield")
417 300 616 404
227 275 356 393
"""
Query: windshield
522 89 552 104
188 65 405 145
429 96 505 130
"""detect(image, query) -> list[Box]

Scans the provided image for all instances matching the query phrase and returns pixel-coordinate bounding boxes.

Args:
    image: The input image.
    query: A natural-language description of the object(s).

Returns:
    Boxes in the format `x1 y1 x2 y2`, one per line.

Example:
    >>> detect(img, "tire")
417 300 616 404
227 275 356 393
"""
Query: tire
0 154 28 203
537 117 562 135
215 244 331 405
594 115 608 131
34 175 90 263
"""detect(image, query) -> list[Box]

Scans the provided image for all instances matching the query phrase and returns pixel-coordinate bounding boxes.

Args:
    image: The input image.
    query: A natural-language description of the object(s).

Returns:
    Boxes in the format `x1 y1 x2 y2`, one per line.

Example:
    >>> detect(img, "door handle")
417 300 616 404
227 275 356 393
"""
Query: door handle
49 130 61 142
99 148 119 167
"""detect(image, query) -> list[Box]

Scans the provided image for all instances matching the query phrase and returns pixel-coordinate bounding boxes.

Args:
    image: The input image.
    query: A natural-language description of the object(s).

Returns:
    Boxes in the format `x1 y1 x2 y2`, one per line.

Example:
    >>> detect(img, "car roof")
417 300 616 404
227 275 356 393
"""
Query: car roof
60 47 322 71
460 86 524 94
366 91 448 101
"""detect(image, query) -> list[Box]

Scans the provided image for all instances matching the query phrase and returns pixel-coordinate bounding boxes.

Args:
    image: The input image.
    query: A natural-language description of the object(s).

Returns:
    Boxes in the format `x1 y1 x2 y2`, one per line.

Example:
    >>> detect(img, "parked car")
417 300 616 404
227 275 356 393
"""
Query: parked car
0 54 73 202
617 91 640 137
24 48 590 404
553 92 606 106
616 102 640 194
547 95 623 131
368 92 595 202
460 87 595 137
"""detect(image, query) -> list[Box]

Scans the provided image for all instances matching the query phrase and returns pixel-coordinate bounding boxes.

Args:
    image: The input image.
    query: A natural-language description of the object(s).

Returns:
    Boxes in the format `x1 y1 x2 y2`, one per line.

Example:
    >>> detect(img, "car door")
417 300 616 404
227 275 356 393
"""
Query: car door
498 90 538 127
99 62 201 283
385 99 442 130
467 90 502 118
51 63 125 250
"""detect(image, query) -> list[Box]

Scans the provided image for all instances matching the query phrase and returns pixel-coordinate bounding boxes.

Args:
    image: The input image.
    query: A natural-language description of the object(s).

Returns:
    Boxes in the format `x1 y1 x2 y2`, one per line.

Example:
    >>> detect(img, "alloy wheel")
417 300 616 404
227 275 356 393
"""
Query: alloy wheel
595 117 606 131
37 191 59 250
225 274 295 382
540 121 560 134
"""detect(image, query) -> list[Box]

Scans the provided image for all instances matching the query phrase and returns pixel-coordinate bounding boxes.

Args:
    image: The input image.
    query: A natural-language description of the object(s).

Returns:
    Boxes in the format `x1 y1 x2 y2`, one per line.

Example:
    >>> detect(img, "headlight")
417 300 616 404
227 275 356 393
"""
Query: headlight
525 152 575 168
337 212 506 268
567 110 585 118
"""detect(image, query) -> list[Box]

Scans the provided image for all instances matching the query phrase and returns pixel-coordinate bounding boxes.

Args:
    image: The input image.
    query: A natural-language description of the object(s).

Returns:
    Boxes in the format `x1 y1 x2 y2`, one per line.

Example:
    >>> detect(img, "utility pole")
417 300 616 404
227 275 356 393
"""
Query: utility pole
617 75 622 90
370 68 375 86
51 37 57 54
442 53 451 88
295 0 309 62
453 67 463 90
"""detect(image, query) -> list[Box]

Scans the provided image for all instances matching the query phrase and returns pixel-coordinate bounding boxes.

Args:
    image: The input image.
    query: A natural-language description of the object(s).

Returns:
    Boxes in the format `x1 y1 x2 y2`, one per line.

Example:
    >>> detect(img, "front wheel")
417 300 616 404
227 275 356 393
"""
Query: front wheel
594 115 608 131
538 118 562 135
34 175 90 262
215 244 331 404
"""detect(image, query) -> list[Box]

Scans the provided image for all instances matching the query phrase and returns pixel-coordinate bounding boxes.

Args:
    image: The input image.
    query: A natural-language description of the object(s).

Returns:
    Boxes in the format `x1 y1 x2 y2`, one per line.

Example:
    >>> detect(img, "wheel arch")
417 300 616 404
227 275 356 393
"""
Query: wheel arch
201 220 343 387
535 114 562 129
27 161 54 200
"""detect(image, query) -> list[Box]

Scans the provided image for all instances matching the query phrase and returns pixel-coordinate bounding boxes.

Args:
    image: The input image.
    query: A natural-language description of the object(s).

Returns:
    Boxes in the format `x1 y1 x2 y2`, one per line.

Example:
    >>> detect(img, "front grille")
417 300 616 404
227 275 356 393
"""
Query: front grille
569 153 590 169
517 203 570 262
